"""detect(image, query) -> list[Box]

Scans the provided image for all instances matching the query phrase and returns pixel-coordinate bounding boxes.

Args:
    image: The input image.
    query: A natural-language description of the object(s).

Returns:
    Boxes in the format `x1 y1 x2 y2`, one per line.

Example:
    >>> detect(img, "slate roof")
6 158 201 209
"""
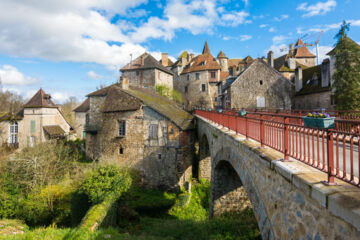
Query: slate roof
120 53 174 75
123 86 194 130
23 89 57 108
87 85 114 97
43 125 65 137
181 42 220 74
101 87 141 113
295 65 331 96
217 51 227 59
74 98 90 112
327 36 360 56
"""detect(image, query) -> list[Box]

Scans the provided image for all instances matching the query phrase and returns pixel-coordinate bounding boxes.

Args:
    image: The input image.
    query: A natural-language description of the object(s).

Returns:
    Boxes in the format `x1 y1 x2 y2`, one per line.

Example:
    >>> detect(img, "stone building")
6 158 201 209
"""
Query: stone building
85 82 195 190
0 89 72 148
73 98 90 139
120 52 174 90
269 38 316 80
217 59 292 110
178 41 228 110
293 36 360 110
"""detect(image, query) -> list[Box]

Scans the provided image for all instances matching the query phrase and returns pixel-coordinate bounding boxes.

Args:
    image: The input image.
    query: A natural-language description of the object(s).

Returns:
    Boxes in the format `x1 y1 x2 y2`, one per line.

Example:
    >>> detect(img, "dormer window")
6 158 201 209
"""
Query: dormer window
201 61 206 66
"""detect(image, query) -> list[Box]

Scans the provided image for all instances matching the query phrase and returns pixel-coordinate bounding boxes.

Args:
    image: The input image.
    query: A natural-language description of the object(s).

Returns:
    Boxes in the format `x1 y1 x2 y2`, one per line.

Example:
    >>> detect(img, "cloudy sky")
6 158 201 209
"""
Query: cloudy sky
0 0 359 103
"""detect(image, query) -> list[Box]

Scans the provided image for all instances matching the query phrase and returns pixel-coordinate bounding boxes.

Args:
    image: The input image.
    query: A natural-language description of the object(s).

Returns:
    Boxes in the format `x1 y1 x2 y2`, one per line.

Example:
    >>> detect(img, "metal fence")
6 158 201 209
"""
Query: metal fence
195 109 360 187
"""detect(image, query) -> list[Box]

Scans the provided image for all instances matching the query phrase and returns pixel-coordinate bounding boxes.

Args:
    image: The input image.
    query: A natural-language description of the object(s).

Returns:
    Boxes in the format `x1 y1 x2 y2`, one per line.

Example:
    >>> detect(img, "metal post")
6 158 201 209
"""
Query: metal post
324 129 337 185
284 117 289 161
245 117 249 140
260 114 265 148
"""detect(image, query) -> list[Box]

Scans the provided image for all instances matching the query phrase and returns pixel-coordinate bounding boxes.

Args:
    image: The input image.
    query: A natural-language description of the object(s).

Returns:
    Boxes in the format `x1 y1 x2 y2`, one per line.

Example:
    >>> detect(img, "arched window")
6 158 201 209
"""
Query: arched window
9 121 18 144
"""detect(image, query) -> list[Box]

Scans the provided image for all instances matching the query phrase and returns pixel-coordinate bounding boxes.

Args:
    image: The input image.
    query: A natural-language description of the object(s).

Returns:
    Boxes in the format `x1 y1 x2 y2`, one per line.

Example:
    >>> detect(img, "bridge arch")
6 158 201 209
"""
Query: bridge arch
198 134 211 180
211 147 274 239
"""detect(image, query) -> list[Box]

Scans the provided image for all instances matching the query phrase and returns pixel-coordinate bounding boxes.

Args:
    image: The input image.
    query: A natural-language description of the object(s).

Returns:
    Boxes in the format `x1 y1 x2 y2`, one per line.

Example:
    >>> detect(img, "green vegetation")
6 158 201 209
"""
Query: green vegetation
155 84 183 104
333 21 360 110
0 141 260 240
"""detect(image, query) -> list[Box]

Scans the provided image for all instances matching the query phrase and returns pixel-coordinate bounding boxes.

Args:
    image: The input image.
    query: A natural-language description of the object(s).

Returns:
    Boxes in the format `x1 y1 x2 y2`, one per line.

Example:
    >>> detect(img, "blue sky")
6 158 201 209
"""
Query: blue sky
0 0 359 103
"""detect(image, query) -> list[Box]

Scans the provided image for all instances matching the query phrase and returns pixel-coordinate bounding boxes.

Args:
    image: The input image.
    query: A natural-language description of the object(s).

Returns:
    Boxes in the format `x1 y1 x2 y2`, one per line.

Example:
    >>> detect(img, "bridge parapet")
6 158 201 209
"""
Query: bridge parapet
197 115 360 240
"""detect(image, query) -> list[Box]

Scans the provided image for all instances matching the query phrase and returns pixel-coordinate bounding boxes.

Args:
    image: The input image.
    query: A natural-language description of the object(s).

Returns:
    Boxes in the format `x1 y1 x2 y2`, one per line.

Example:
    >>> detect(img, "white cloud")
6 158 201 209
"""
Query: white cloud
310 45 333 63
272 35 290 44
0 65 38 86
221 11 251 26
242 0 249 6
269 27 276 32
297 0 336 17
52 92 71 104
87 71 102 80
274 14 289 21
259 24 268 28
239 35 252 41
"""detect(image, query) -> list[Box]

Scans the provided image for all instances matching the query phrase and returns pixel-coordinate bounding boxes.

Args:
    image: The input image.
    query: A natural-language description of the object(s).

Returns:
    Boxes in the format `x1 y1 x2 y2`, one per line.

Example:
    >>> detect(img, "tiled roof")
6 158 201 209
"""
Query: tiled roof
217 51 227 59
327 36 360 56
0 111 23 122
219 71 229 81
43 125 65 137
74 98 90 112
86 85 114 97
159 58 174 66
294 39 316 58
120 53 174 75
123 86 194 130
296 65 330 96
228 59 243 67
23 89 57 108
181 42 220 74
101 87 141 113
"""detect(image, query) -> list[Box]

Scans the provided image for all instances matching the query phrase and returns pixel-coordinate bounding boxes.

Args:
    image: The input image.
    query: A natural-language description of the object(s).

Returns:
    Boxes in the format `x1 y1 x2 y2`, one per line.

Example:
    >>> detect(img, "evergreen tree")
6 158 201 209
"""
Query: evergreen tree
333 21 360 110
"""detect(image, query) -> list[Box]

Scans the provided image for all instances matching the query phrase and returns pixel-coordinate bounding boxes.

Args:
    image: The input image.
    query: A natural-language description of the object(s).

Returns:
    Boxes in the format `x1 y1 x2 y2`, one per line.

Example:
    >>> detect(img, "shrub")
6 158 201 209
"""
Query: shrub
80 165 132 204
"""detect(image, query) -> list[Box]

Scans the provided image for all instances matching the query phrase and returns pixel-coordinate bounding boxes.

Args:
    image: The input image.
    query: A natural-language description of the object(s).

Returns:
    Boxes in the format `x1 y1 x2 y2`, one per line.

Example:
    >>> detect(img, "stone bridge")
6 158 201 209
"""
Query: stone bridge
196 115 360 240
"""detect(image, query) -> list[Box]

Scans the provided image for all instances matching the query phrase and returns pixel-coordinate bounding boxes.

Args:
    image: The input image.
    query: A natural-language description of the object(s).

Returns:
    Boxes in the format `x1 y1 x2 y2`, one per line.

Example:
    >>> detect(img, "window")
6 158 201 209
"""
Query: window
136 71 140 76
260 80 263 85
214 97 217 101
149 124 158 139
201 61 206 66
119 147 124 154
30 120 35 133
201 84 206 92
196 73 200 80
158 154 162 160
85 114 90 124
210 71 216 78
185 86 188 93
118 120 126 136
170 128 174 134
187 74 190 81
9 122 18 144
82 131 86 138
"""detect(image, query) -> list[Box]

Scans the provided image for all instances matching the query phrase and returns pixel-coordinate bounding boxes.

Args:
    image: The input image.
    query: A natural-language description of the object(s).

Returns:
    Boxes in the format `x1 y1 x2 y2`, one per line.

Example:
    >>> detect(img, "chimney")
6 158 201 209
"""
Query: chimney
181 57 187 67
267 51 274 68
289 44 295 56
288 57 296 70
161 53 168 67
295 67 303 92
321 58 330 88
120 76 129 90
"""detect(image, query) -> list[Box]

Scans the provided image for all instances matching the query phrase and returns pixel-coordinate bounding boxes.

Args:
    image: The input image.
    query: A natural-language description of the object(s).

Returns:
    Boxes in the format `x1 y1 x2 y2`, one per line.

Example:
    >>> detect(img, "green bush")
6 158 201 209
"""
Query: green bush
80 165 132 204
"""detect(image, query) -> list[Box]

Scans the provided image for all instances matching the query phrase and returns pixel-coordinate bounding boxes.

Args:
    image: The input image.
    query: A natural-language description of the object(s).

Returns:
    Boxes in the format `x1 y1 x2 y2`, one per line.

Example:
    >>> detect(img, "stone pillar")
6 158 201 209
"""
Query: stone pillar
199 136 211 180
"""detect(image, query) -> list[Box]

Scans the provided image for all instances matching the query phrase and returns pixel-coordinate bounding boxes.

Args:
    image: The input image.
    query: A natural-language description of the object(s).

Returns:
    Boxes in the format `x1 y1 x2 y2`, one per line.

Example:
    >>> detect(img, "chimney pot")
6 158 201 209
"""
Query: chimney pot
267 51 274 68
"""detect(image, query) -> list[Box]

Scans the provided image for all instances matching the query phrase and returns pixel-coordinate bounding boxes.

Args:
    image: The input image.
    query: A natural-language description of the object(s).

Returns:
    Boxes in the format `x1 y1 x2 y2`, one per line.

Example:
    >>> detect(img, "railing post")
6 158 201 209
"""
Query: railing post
260 114 265 148
245 116 249 140
284 117 290 161
324 129 336 185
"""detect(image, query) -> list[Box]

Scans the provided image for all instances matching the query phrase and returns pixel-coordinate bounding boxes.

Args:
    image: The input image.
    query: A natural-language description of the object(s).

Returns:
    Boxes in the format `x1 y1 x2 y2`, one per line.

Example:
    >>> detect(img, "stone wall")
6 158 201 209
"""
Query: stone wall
294 91 333 110
122 69 173 90
197 116 360 240
74 112 86 139
0 121 9 145
154 69 173 90
296 57 316 68
86 105 194 190
180 70 217 110
230 61 292 110
198 134 211 180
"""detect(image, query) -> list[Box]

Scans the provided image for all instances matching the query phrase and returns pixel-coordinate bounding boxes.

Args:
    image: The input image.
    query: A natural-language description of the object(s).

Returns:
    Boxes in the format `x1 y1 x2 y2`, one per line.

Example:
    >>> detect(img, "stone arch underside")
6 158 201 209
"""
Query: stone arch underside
211 147 274 240
198 134 211 180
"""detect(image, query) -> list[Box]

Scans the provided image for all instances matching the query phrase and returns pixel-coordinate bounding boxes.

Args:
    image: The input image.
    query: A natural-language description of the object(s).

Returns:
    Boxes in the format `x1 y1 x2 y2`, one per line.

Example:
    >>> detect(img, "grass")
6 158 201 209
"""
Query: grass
0 180 261 240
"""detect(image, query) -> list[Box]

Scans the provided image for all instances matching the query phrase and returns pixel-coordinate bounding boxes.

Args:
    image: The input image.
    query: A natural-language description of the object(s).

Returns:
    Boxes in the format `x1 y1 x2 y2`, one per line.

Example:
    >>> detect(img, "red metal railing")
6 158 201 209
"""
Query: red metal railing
195 109 360 187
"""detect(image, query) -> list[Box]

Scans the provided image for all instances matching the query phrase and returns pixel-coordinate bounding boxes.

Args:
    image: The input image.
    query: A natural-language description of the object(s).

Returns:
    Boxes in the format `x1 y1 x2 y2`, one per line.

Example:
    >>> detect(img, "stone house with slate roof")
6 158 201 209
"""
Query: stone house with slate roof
268 38 316 80
85 82 195 190
73 98 90 139
293 37 360 110
120 52 174 90
217 59 292 110
0 89 72 148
